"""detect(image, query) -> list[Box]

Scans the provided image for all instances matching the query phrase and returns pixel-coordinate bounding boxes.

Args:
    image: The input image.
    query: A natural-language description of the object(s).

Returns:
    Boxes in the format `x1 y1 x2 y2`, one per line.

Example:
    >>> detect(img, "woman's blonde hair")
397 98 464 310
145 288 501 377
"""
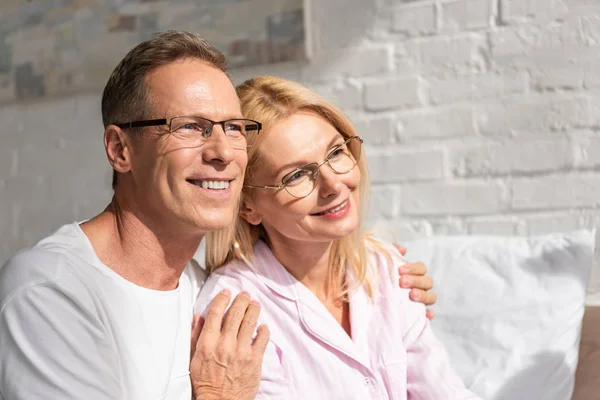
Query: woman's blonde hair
205 76 382 298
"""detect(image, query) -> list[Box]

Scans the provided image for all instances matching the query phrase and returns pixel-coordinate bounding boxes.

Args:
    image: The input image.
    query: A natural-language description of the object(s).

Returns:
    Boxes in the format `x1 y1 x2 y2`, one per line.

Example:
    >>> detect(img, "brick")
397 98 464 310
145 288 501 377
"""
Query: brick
430 218 468 235
489 25 541 58
0 149 18 181
23 97 81 146
368 218 433 242
301 46 392 81
476 95 593 136
367 147 446 183
523 213 585 235
502 0 569 24
511 174 600 210
369 5 393 40
497 47 595 90
401 180 508 215
353 117 395 146
369 185 401 218
364 76 424 111
398 106 477 139
415 33 489 77
427 71 529 105
532 63 585 91
441 0 493 31
573 135 600 168
394 42 421 76
450 139 574 177
311 81 363 111
534 17 600 49
585 60 600 87
468 217 519 235
307 83 339 102
312 0 380 51
392 2 437 37
231 62 302 86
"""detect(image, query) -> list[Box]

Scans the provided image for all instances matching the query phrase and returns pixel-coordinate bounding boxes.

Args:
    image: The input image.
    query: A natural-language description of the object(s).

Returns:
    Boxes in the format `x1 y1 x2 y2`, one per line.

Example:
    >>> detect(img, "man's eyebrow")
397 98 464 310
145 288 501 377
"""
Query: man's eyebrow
167 111 244 120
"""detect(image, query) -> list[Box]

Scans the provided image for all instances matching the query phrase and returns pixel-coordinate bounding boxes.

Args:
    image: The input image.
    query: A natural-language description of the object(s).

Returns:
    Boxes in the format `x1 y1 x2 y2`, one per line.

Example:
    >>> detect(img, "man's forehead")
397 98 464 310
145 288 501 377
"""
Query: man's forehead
145 61 241 118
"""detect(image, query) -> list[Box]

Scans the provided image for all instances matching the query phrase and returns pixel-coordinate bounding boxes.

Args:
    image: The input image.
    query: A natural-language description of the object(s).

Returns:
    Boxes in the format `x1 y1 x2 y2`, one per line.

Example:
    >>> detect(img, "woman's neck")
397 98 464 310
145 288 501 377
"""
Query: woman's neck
267 236 351 336
268 237 335 300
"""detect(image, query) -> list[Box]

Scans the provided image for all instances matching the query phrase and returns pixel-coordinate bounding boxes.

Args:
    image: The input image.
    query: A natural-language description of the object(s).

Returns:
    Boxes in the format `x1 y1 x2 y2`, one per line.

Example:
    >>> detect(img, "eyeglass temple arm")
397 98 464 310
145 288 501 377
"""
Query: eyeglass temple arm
244 184 283 190
115 119 167 129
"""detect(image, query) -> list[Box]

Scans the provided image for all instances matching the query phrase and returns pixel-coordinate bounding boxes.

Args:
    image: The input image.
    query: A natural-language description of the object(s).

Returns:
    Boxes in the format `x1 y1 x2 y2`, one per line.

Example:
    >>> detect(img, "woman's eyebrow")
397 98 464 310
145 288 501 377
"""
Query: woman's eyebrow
273 136 346 176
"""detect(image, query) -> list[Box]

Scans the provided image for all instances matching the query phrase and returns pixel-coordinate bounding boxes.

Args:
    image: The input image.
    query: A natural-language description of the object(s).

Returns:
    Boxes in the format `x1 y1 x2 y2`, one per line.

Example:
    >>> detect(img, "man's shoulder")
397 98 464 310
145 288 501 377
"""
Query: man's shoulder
0 223 98 307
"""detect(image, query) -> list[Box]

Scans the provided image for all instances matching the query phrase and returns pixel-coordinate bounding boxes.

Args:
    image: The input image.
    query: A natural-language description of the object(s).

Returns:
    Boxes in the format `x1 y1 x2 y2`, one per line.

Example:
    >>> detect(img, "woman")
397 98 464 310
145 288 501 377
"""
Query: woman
195 76 479 399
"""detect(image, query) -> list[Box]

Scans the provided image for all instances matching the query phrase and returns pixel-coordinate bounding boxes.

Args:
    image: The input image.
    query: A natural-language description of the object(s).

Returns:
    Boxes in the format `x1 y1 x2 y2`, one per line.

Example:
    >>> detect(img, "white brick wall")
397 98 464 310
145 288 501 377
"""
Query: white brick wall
2 0 600 299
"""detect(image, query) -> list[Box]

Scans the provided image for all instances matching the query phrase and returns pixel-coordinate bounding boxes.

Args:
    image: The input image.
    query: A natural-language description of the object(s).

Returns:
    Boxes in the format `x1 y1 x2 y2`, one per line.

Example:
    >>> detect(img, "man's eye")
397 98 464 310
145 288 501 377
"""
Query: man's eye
181 123 201 131
225 124 242 131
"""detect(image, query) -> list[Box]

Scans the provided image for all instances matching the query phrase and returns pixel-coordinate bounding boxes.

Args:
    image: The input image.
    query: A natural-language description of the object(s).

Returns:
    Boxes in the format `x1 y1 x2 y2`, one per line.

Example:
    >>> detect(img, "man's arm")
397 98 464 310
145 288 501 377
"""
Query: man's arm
394 244 437 319
0 282 121 399
190 290 270 400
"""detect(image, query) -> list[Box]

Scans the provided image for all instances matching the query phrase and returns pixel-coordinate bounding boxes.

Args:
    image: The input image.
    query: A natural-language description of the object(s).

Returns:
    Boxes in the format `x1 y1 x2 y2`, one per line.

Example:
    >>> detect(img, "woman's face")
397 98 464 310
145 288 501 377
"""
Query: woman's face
242 111 361 247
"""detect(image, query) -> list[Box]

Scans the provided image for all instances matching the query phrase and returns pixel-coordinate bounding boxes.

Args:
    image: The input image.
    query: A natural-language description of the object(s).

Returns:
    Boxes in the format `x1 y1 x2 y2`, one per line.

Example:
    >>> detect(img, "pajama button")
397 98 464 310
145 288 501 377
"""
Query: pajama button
363 377 371 385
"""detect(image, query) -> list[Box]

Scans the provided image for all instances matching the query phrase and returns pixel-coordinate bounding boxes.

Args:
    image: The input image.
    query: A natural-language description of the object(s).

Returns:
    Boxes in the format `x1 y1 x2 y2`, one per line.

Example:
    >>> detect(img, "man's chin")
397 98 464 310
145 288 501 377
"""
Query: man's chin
191 214 235 233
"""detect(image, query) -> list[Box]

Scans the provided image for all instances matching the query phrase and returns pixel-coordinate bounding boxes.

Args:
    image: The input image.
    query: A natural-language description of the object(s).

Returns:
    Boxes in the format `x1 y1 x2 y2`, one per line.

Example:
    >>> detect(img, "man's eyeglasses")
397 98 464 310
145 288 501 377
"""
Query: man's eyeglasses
245 136 363 199
115 116 262 149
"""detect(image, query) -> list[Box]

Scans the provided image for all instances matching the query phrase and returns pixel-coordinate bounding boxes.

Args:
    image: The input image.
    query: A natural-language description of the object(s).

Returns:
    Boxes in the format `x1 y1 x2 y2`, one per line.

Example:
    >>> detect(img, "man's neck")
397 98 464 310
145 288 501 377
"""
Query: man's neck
81 198 203 291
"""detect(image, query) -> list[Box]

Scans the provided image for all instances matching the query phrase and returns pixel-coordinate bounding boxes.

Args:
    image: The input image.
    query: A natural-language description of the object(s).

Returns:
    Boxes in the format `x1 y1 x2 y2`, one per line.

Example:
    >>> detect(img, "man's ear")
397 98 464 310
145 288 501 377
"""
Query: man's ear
105 125 131 175
239 198 262 226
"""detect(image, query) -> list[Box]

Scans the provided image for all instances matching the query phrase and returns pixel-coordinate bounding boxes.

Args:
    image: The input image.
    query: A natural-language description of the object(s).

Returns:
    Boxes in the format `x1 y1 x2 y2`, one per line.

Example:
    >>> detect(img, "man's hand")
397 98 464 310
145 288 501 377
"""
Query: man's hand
190 290 270 400
394 244 437 320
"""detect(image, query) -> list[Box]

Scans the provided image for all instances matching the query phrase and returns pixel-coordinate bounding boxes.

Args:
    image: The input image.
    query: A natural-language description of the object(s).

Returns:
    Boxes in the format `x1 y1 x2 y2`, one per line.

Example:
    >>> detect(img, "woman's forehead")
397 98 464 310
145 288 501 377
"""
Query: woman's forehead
261 113 342 155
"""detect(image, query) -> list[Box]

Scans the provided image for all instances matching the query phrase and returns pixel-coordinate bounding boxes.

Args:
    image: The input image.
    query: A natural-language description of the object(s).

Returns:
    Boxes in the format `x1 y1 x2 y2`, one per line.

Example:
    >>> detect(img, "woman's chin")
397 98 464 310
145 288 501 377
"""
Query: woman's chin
323 221 359 241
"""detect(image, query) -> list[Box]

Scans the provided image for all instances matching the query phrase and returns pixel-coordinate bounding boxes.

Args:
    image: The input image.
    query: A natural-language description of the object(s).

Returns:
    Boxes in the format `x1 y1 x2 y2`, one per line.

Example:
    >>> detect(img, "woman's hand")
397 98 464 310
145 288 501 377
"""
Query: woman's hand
394 244 436 320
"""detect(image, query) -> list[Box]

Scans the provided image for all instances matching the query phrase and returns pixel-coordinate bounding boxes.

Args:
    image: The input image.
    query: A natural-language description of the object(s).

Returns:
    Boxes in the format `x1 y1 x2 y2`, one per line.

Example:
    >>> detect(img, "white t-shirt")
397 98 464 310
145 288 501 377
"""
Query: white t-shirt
0 223 207 400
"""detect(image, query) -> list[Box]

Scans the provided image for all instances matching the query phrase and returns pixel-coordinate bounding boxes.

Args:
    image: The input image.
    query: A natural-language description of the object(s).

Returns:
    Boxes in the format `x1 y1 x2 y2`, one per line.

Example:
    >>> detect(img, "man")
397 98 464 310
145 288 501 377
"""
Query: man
0 31 435 399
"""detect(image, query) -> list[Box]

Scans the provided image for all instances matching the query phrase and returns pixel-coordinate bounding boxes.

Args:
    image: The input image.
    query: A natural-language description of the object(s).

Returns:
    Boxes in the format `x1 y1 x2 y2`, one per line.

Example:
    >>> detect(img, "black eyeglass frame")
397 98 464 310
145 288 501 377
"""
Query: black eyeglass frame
114 116 262 137
244 135 363 198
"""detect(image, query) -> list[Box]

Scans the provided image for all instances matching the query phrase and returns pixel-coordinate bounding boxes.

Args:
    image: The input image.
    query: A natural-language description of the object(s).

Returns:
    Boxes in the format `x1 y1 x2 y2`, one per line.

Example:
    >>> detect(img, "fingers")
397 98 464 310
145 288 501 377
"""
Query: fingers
393 243 407 256
426 309 435 320
251 324 270 362
409 288 437 306
399 261 427 277
190 314 204 360
237 300 261 347
400 275 433 291
198 289 232 344
221 292 252 339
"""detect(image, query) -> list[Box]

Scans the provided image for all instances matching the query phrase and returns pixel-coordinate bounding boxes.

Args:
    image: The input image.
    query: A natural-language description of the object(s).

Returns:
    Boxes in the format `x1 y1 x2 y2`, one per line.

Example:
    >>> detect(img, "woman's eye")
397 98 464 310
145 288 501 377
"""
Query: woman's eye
285 170 310 184
329 148 345 158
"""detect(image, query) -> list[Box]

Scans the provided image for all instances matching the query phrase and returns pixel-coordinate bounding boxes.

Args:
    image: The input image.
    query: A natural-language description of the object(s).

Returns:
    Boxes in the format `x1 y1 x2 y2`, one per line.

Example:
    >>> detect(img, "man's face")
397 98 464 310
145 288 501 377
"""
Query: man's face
123 59 247 236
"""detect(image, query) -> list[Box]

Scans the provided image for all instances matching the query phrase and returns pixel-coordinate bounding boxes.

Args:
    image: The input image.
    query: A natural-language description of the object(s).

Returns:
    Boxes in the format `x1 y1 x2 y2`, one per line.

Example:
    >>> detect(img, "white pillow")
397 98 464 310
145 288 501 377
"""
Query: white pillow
403 230 596 400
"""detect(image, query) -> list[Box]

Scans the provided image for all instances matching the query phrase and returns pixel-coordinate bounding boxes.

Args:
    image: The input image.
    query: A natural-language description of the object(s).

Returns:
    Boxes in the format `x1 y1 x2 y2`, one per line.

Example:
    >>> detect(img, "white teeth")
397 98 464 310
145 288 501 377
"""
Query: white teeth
322 200 348 215
191 180 230 190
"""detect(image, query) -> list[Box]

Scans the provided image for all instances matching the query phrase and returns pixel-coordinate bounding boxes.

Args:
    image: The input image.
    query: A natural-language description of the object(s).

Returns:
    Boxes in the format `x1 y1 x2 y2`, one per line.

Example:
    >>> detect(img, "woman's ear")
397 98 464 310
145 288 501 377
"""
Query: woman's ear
239 198 262 225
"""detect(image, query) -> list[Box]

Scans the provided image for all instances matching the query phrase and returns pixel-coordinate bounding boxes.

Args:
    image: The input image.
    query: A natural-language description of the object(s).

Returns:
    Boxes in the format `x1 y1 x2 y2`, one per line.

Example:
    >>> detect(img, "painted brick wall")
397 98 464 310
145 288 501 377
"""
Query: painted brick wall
2 0 600 299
